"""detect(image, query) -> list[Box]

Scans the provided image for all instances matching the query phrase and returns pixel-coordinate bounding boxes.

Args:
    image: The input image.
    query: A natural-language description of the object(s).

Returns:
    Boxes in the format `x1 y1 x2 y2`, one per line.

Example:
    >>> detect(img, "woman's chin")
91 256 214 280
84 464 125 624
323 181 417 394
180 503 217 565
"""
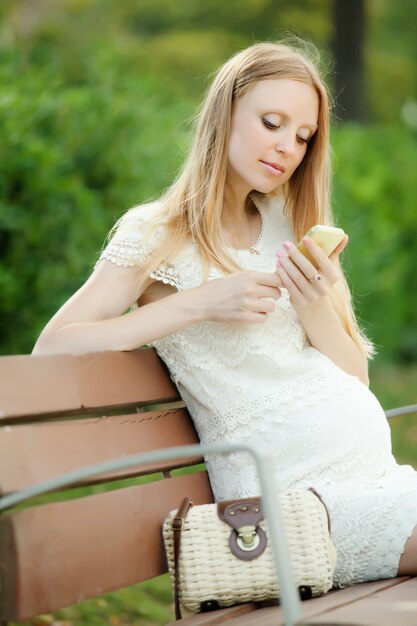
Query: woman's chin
253 179 285 194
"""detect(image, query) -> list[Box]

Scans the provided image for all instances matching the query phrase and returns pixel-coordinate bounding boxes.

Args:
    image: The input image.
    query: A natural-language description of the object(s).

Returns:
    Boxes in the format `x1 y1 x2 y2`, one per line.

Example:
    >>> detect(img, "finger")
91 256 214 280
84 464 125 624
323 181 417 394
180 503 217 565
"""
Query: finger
278 253 319 293
257 285 282 299
252 271 283 288
248 297 276 314
280 242 321 282
293 237 330 273
274 272 284 289
244 312 270 323
275 261 303 302
285 239 339 284
245 272 281 299
329 234 349 262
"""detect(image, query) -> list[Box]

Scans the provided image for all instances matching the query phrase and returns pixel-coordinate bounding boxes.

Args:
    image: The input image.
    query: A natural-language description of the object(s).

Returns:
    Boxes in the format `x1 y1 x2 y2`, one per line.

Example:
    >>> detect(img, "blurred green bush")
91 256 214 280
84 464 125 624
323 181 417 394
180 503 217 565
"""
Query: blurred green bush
0 50 195 353
333 124 417 363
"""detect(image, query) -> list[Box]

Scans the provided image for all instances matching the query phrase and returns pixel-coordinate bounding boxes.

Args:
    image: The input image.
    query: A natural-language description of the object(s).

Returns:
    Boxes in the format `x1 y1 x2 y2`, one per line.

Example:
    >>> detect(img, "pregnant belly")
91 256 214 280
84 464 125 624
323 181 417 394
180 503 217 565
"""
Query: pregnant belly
250 383 396 489
202 382 398 501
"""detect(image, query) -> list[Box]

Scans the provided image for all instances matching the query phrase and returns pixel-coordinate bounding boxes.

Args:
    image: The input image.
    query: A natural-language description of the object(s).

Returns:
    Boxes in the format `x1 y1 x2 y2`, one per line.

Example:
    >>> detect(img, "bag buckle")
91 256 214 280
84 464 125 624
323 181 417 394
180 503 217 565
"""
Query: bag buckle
236 524 259 550
216 499 267 561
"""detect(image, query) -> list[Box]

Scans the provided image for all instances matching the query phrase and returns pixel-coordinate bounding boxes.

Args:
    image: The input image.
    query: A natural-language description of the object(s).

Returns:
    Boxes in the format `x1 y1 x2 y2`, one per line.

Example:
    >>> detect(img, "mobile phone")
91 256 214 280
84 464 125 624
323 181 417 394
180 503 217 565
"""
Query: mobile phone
297 225 346 266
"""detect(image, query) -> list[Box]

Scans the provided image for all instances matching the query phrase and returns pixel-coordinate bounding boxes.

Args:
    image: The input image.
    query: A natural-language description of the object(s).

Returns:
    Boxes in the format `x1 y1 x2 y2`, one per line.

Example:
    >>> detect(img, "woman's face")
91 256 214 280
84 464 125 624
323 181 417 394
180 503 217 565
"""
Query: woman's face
226 78 319 199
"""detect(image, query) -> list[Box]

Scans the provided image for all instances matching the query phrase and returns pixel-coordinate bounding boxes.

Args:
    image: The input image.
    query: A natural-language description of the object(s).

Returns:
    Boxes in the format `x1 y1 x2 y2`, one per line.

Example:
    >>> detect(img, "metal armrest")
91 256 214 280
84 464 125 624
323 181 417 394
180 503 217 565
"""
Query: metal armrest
385 403 417 419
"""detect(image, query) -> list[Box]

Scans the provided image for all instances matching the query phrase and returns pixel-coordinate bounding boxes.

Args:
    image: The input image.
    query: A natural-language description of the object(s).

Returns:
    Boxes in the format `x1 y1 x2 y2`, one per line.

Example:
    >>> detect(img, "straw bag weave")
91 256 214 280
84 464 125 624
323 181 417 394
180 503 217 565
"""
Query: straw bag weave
162 489 337 618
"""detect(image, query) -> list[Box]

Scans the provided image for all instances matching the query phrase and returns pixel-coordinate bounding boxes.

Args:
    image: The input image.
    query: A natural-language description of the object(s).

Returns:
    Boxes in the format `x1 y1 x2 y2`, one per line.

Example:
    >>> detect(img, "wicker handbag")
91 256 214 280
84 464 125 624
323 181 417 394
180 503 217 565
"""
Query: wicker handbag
162 489 337 619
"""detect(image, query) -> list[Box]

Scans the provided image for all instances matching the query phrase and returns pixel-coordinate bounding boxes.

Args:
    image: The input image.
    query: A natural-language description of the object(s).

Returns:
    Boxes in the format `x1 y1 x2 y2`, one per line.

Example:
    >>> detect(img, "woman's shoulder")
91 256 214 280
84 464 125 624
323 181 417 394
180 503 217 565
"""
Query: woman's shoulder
113 200 166 238
97 200 167 268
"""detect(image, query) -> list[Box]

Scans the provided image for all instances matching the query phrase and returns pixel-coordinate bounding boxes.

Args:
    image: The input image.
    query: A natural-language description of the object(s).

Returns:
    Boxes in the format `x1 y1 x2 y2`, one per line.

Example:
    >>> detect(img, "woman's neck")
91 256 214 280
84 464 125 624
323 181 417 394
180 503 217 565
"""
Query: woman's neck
221 195 261 250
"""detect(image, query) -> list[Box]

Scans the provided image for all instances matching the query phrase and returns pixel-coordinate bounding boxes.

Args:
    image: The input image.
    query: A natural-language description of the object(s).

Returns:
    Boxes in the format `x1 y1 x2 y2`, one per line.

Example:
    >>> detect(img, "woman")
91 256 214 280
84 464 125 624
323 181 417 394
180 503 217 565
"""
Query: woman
33 41 417 587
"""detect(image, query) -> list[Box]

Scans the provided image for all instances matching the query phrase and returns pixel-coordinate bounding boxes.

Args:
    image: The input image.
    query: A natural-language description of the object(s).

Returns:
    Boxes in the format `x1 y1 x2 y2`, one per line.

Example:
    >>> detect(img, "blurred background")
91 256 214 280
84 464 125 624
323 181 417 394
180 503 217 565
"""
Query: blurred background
1 0 416 624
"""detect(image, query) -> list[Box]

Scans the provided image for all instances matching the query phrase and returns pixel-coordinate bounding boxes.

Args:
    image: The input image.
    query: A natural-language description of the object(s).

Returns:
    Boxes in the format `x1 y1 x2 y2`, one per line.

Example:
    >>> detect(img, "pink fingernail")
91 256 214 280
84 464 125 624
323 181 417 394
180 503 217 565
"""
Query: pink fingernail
276 251 284 258
283 241 292 250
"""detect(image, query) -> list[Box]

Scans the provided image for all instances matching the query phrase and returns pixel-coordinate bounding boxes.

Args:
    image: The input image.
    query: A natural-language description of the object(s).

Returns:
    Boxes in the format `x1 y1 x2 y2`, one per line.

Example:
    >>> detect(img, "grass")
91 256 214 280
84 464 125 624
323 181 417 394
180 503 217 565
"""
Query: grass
9 362 417 626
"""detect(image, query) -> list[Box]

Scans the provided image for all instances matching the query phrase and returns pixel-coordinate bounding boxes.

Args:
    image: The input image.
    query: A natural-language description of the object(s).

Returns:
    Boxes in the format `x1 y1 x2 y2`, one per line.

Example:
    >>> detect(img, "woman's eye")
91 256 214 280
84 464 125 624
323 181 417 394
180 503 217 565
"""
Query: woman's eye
296 135 309 145
262 118 279 130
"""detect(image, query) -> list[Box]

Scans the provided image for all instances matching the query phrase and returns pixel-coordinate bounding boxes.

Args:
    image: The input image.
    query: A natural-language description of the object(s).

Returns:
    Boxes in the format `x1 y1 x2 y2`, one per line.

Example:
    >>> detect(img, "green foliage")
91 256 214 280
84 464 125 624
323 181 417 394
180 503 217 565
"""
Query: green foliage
370 363 417 467
366 0 417 122
332 124 417 363
0 53 194 354
66 0 332 43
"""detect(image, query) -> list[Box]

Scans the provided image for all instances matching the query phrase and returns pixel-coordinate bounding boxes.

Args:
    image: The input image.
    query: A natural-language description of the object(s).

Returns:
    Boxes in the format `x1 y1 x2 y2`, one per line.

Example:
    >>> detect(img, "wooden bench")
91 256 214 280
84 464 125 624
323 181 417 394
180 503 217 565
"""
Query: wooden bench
0 349 416 626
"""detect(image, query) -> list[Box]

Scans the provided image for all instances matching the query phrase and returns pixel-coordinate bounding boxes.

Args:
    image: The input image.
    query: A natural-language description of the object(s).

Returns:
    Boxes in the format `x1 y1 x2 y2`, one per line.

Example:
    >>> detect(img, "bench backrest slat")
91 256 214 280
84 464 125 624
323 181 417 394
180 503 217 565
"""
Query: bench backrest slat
0 350 179 421
0 408 202 494
0 472 213 621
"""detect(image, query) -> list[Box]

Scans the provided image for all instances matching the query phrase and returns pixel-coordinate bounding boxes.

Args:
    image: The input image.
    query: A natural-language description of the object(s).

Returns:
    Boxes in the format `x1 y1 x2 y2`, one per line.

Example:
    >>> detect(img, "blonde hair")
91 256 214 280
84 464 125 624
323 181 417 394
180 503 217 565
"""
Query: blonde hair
114 40 374 357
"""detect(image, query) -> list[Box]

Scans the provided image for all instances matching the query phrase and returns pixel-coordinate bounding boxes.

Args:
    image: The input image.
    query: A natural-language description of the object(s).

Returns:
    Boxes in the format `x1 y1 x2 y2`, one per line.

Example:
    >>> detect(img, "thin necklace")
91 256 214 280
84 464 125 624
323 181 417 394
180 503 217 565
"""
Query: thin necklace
247 201 261 255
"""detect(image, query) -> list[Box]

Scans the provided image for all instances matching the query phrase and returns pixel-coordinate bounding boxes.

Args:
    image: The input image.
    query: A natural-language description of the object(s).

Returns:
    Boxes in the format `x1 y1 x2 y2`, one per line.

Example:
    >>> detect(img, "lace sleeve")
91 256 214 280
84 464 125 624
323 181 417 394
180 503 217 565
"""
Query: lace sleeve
97 231 155 268
96 208 181 289
97 202 165 268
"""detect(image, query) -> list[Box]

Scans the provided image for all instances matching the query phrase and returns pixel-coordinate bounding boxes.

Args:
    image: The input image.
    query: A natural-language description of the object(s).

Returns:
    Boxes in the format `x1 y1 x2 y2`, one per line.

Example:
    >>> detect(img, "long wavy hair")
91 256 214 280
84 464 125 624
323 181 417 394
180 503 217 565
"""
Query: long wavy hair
113 40 374 357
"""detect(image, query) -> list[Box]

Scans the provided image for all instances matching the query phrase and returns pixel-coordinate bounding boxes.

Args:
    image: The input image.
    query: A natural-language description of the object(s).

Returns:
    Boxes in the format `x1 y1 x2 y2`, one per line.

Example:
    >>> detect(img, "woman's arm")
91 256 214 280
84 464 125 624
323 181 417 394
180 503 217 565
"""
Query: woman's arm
33 260 282 356
33 261 203 355
293 295 369 385
275 237 369 386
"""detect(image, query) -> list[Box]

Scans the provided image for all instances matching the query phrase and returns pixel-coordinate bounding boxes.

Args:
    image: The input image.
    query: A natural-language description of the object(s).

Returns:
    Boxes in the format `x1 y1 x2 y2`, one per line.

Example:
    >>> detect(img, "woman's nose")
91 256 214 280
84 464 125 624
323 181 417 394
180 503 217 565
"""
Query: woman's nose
274 132 296 156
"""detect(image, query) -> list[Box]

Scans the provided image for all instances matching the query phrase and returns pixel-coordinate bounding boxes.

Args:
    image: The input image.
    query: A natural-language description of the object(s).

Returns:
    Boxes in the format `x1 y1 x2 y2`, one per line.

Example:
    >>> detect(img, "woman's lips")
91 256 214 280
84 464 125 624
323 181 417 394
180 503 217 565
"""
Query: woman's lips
260 160 285 176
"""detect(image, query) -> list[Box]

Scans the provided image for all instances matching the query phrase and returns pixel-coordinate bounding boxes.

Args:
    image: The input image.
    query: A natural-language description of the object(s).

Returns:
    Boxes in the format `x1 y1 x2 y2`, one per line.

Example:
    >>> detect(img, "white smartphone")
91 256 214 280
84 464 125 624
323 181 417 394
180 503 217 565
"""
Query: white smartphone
297 225 346 267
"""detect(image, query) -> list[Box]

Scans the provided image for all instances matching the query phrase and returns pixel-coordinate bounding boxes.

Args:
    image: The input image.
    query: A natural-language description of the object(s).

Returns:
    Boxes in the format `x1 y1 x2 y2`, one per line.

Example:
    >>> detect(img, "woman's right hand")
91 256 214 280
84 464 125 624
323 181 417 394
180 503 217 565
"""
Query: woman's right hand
196 270 282 324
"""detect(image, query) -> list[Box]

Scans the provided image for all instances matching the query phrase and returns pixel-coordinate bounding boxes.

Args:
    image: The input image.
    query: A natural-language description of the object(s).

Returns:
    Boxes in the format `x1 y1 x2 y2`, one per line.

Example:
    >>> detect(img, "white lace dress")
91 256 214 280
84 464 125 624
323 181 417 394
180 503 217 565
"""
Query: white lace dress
99 193 417 588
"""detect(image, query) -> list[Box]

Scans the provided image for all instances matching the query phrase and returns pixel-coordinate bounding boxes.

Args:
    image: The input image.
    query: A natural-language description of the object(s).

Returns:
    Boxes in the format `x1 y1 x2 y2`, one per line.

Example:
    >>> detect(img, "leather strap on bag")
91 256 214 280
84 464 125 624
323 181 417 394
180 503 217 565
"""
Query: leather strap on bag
308 487 331 533
217 497 267 561
172 496 193 620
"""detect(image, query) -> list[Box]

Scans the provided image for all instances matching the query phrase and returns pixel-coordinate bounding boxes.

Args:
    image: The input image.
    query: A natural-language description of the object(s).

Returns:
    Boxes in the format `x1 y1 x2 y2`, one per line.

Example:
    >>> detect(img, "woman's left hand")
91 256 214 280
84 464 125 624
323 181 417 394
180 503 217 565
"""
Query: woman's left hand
275 235 348 309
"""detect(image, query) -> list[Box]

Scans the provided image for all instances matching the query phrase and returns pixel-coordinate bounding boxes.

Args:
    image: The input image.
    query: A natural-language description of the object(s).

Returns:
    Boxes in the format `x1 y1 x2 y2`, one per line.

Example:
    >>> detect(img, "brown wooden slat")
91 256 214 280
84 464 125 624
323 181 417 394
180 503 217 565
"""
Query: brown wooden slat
0 350 179 421
166 577 414 626
231 578 416 626
303 576 417 625
217 606 284 626
166 603 258 625
0 408 202 495
298 576 412 623
0 472 213 621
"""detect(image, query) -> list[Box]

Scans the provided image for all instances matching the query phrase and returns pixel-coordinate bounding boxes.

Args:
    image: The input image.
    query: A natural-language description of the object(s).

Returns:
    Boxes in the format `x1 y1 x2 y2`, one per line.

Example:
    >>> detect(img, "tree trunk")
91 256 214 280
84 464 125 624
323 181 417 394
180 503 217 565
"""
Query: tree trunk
332 0 366 122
